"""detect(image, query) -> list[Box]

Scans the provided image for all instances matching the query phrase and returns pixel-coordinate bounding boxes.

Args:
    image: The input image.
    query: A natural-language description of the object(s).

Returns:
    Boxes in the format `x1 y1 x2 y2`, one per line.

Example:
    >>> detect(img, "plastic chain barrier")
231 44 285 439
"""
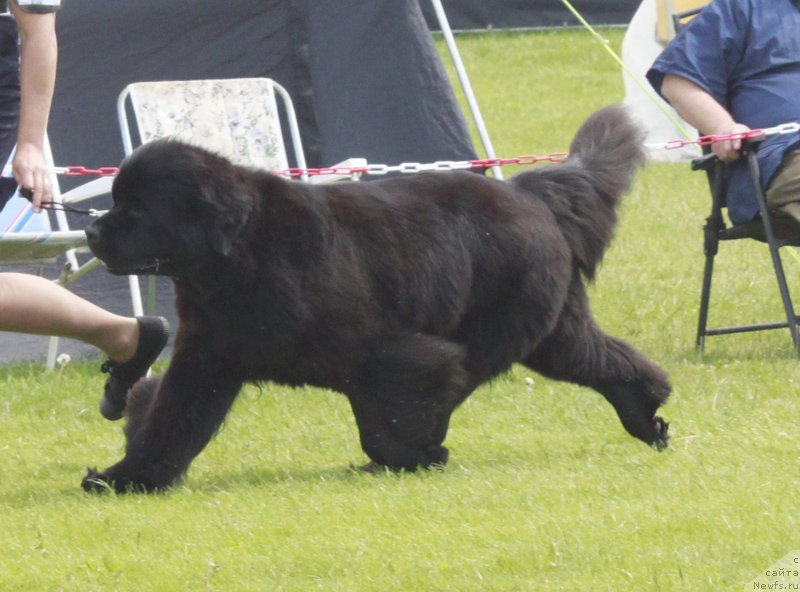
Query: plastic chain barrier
4 122 799 179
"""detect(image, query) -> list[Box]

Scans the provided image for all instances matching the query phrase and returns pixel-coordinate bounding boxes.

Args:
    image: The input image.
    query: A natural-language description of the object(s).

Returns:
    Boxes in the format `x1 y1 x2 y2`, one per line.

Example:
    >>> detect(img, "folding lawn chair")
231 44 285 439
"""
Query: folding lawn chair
692 140 800 355
116 77 365 314
655 0 710 43
0 135 144 368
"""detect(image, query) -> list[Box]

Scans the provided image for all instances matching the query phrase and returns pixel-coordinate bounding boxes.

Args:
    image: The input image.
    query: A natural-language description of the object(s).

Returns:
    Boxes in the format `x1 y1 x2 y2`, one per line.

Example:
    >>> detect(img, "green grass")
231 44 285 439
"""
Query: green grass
1 29 799 591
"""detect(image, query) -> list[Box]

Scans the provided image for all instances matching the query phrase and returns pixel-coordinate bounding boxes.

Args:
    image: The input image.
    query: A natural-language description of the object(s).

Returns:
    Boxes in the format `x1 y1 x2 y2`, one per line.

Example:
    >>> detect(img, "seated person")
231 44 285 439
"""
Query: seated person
646 0 800 240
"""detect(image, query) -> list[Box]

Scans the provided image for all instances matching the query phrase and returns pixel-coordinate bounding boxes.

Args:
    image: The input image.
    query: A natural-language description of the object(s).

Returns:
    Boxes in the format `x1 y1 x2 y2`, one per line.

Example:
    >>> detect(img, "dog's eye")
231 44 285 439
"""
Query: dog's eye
177 198 205 220
117 207 150 226
183 201 200 216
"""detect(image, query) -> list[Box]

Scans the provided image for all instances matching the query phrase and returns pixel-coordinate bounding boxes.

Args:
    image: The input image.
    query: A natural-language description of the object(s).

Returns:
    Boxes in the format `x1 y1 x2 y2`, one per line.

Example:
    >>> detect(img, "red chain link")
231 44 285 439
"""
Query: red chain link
662 128 767 151
281 166 369 178
469 153 569 169
64 166 120 177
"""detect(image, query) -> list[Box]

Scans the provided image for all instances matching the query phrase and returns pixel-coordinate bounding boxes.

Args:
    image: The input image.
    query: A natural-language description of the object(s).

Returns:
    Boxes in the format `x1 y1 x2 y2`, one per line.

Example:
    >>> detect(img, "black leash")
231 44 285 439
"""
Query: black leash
40 200 104 216
18 187 103 216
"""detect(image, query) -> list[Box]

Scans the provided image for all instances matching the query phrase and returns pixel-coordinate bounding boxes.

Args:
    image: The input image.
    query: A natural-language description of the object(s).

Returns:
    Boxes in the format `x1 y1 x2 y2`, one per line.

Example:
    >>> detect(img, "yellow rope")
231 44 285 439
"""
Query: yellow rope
558 0 697 144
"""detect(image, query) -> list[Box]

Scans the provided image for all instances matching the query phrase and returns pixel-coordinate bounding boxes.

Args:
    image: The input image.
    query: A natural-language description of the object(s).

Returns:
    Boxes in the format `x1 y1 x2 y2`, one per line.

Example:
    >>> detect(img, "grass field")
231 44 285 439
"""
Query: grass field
1 28 799 591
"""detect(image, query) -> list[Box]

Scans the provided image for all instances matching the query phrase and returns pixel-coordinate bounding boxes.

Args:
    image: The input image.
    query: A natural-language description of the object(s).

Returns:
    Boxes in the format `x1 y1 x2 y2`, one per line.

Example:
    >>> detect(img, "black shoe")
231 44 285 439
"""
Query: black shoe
99 316 169 420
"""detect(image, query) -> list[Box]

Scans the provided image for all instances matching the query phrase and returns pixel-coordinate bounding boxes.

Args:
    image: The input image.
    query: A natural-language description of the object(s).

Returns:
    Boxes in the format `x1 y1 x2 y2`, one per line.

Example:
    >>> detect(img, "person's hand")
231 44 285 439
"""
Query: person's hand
711 123 751 163
12 141 52 212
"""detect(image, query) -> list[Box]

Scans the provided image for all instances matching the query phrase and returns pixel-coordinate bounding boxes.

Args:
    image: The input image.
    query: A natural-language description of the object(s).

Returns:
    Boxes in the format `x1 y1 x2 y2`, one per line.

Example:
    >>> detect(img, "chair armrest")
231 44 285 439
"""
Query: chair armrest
0 230 88 264
308 158 367 185
691 136 764 172
691 152 718 172
60 176 114 204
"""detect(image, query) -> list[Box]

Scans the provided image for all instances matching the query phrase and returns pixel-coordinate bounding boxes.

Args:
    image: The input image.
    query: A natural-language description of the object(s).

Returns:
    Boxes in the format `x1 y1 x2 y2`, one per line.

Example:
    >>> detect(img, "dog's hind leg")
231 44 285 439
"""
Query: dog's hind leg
349 333 469 471
82 354 243 493
523 276 671 449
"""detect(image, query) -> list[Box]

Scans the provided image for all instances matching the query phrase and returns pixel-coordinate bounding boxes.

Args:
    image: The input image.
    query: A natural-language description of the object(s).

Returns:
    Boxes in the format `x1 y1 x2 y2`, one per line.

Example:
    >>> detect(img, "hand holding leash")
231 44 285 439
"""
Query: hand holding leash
13 142 52 212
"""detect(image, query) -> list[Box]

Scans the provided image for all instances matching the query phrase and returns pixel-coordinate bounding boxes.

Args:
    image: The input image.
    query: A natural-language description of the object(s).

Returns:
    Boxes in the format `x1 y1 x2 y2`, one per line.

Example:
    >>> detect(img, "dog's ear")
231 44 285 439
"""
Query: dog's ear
202 186 252 256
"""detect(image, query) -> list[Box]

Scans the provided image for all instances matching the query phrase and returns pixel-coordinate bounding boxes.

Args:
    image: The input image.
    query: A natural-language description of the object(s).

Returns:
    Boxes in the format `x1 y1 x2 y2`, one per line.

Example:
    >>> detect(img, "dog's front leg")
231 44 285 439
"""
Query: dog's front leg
82 353 243 493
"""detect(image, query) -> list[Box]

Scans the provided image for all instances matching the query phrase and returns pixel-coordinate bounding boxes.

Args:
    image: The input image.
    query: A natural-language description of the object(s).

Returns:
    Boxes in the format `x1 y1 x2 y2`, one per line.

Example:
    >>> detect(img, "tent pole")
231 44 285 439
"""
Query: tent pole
429 0 503 180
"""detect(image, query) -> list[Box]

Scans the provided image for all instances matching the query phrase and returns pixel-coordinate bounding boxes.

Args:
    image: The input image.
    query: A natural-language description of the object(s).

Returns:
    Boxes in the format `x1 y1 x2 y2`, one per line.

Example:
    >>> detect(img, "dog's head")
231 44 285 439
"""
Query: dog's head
86 139 252 277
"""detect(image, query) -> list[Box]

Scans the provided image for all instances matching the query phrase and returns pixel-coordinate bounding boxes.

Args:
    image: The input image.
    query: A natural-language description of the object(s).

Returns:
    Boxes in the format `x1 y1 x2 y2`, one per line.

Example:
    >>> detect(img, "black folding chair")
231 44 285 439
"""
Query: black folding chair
693 140 800 354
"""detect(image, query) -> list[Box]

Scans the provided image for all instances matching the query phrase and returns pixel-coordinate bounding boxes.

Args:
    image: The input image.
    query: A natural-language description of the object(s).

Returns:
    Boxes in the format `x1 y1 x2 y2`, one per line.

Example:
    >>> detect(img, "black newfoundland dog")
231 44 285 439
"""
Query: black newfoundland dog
83 105 670 493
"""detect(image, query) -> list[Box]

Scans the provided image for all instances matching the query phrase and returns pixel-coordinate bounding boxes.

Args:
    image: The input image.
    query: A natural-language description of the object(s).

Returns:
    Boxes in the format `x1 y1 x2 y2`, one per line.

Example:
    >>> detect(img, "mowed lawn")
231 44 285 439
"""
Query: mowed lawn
1 28 798 591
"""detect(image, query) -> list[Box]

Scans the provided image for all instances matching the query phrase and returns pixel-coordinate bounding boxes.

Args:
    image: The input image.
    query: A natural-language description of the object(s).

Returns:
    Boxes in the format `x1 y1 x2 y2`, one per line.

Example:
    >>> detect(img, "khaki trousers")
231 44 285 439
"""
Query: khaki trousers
767 149 800 223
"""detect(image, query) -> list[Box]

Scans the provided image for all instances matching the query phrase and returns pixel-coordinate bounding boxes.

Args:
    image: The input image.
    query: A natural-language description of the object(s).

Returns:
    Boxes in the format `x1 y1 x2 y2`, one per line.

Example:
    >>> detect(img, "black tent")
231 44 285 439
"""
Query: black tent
1 0 638 364
2 0 478 364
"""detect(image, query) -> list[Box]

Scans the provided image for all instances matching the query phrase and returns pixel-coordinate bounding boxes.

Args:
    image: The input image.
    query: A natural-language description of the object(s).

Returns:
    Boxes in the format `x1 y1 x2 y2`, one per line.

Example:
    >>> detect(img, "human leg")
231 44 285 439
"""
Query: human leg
0 272 138 357
0 272 168 418
766 149 800 240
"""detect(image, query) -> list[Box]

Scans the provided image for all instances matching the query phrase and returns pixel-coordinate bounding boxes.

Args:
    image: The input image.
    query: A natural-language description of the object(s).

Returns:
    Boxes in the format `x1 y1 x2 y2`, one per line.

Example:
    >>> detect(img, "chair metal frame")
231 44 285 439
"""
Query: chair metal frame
669 2 709 36
655 0 710 43
693 140 800 354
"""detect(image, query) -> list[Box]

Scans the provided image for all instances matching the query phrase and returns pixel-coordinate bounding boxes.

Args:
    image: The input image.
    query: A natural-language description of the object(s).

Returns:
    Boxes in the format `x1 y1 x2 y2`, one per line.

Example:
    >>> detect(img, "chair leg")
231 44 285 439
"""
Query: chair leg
696 249 715 352
46 336 59 370
697 213 722 352
748 150 800 355
128 275 144 317
763 232 800 355
147 275 157 316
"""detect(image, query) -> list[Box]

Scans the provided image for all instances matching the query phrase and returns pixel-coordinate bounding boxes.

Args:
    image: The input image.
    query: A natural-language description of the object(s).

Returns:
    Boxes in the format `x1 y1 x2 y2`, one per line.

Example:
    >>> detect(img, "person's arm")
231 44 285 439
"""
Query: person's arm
10 1 57 212
661 73 749 163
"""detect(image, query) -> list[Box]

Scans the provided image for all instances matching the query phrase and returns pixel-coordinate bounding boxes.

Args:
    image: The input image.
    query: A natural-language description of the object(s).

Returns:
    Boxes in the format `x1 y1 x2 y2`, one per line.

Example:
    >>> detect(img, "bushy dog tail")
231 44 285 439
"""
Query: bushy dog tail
509 105 646 281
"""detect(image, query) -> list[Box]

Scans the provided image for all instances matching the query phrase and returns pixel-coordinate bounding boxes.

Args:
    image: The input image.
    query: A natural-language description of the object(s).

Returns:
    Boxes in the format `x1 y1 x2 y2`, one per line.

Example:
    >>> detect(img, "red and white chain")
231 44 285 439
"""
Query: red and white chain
5 121 799 180
277 152 569 179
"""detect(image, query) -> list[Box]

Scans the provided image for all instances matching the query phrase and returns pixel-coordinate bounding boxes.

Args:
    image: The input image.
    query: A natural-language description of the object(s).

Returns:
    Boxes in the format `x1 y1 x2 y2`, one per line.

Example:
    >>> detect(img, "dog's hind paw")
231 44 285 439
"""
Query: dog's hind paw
651 416 670 451
350 461 394 474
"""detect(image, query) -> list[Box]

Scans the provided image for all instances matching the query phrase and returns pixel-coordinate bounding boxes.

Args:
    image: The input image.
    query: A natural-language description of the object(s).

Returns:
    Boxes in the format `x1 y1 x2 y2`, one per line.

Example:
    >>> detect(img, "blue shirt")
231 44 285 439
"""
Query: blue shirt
647 0 800 225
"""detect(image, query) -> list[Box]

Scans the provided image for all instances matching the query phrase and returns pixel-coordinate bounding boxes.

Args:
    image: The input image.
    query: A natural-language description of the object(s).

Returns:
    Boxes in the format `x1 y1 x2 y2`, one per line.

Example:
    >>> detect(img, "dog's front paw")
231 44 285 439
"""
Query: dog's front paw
651 416 670 451
81 466 148 494
82 463 179 494
81 467 115 493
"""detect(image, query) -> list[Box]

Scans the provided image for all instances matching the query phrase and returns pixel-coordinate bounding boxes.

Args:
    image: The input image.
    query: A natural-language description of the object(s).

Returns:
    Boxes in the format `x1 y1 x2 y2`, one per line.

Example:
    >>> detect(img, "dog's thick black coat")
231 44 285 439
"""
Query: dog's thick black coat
83 105 670 493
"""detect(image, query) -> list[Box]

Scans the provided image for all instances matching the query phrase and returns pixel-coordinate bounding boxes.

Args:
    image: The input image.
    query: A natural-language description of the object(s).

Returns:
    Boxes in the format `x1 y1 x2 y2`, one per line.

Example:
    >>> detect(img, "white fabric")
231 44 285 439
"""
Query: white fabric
622 0 699 162
129 78 290 171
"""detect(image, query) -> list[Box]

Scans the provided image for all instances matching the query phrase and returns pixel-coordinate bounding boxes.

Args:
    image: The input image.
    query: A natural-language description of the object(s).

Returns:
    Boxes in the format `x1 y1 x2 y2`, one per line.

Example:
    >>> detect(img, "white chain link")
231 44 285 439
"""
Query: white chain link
364 160 474 175
764 122 800 136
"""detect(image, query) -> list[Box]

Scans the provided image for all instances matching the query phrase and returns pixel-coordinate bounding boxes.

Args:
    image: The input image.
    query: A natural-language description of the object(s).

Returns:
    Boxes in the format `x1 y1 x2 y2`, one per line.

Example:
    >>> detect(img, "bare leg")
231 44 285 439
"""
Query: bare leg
0 272 140 362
